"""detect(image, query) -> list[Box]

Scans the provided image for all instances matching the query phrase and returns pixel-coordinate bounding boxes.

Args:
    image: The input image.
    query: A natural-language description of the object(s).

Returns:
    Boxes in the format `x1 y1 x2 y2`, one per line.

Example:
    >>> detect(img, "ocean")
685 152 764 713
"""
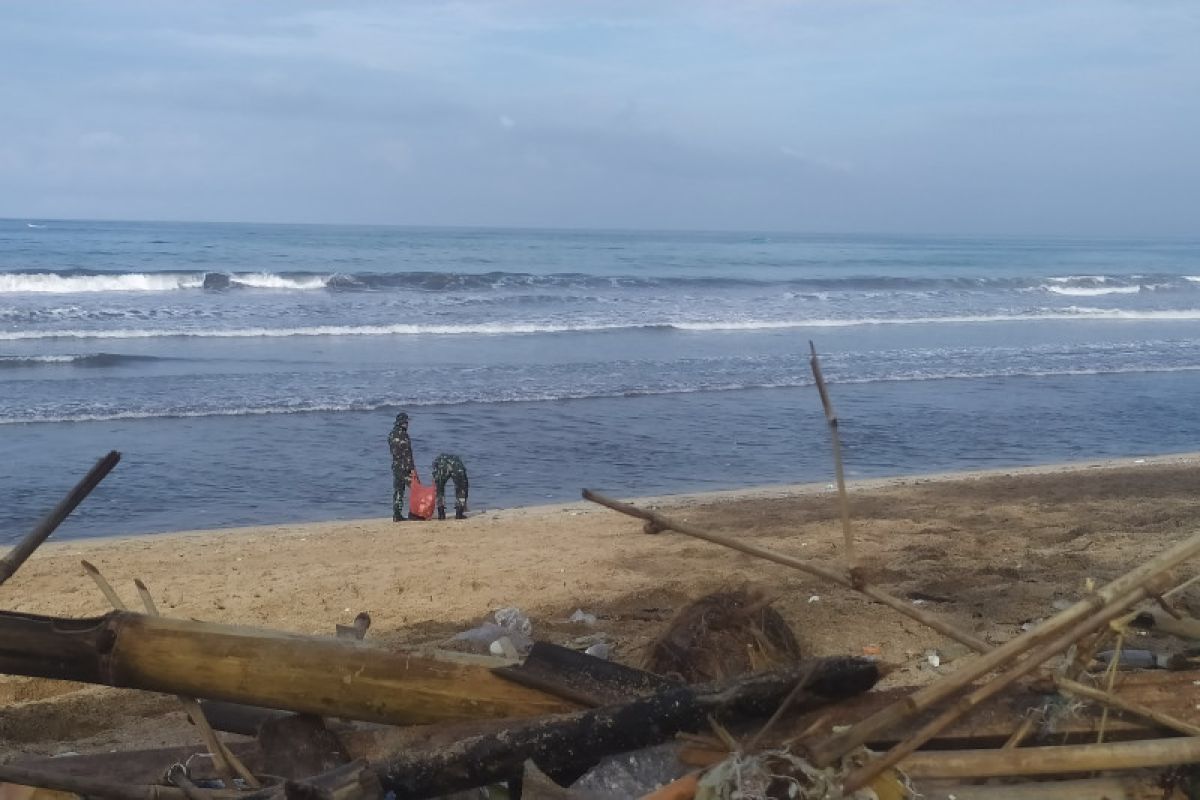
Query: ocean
3 219 1200 543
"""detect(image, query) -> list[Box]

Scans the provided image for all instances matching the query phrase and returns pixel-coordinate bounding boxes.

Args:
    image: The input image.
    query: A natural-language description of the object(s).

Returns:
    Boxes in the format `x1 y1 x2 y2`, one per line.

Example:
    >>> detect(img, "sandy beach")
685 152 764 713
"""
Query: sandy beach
5 452 1200 757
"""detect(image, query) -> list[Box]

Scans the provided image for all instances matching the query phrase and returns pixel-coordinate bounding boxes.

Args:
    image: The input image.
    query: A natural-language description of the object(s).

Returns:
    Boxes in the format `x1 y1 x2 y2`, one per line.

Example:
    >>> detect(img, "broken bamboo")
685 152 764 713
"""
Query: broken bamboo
0 609 577 724
899 735 1200 779
0 451 120 587
809 525 1200 769
582 489 990 654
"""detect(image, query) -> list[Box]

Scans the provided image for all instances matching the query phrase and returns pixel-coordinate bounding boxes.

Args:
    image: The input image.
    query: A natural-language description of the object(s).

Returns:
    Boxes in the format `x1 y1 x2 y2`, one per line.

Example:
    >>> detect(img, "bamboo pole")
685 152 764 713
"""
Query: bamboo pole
809 526 1200 769
0 451 120 586
913 777 1157 799
0 609 578 725
900 736 1200 779
1056 676 1200 737
135 579 261 788
582 489 990 654
840 578 1173 792
808 342 856 574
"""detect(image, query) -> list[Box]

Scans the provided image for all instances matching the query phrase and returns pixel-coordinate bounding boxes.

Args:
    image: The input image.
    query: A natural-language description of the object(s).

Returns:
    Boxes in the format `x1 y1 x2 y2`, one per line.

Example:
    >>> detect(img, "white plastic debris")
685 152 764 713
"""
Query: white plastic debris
808 595 821 603
570 609 598 625
926 650 941 668
585 642 611 660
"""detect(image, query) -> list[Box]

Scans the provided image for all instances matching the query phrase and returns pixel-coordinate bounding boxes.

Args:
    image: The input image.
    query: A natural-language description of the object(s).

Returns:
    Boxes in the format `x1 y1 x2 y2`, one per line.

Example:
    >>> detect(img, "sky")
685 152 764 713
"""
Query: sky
0 1 1197 235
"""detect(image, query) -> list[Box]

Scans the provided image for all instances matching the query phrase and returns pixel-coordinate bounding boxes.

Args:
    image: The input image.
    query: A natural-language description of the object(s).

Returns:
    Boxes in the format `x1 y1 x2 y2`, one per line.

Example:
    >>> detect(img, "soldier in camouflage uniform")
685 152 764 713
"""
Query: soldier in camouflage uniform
387 412 415 521
431 453 469 520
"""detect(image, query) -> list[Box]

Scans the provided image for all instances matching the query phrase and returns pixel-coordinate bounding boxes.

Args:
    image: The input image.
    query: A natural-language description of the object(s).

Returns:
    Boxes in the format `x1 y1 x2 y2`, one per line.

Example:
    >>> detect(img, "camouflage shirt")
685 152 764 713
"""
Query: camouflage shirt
387 426 414 473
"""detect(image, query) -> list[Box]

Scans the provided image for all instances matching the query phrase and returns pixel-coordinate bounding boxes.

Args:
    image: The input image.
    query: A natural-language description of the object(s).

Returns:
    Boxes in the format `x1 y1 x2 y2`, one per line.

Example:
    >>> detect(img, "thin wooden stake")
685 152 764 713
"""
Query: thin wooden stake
808 342 856 574
0 451 120 586
582 489 990 653
1096 628 1125 744
1056 676 1200 737
135 579 261 789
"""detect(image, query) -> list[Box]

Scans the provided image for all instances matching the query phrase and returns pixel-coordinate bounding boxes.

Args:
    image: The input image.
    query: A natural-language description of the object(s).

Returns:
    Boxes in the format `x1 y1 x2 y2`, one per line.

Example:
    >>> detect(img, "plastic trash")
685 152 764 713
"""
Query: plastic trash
489 636 520 659
494 606 532 637
585 642 611 660
451 607 534 655
570 742 692 799
570 609 598 626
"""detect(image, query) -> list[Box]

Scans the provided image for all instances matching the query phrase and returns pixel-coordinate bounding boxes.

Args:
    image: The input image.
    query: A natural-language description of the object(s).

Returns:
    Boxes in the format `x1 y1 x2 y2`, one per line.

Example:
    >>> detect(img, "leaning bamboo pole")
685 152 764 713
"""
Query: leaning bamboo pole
0 451 120 586
582 490 990 654
900 736 1200 779
0 609 577 725
811 525 1200 769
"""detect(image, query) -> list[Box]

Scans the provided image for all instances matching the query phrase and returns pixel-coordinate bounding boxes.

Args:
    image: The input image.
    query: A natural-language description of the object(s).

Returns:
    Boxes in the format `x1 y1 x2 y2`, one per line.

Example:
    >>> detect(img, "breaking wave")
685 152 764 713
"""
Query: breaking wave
7 307 1200 341
0 353 167 368
4 268 1200 294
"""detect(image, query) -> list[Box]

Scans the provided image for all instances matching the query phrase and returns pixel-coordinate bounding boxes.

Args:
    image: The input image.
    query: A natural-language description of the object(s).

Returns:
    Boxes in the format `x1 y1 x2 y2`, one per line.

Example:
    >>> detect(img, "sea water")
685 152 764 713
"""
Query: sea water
2 220 1199 541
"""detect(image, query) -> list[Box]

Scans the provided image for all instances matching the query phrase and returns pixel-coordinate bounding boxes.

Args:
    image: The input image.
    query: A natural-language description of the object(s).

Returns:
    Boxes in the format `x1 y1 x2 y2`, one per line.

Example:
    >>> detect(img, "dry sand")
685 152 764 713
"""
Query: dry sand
5 452 1200 757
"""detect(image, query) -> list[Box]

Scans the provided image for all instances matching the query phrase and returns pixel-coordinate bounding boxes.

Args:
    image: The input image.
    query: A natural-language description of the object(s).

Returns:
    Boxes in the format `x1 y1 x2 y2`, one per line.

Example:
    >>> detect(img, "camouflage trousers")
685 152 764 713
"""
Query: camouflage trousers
391 464 412 520
432 454 469 512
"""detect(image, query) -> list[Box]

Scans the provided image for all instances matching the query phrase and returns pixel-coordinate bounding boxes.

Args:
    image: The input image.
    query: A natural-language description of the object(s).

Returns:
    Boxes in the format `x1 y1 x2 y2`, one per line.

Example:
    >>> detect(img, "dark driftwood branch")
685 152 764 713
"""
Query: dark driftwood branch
373 657 880 799
0 450 120 586
582 489 990 654
0 761 229 800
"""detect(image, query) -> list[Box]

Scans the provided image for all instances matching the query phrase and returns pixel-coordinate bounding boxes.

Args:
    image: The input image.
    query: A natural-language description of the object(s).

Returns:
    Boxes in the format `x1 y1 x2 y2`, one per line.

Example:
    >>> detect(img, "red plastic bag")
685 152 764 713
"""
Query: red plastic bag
409 470 436 520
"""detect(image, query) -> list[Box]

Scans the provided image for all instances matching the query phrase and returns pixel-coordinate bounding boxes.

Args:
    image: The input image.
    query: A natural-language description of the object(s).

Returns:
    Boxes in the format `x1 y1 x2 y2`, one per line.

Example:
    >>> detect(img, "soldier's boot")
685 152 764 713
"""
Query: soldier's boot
437 506 446 521
455 505 466 520
393 512 406 522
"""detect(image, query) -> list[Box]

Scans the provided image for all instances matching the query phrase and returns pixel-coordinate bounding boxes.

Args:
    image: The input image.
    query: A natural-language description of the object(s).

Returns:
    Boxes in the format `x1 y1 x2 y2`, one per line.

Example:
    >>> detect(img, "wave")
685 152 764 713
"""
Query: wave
0 353 167 368
5 268 1200 295
1044 285 1141 296
9 361 1200 425
7 307 1200 341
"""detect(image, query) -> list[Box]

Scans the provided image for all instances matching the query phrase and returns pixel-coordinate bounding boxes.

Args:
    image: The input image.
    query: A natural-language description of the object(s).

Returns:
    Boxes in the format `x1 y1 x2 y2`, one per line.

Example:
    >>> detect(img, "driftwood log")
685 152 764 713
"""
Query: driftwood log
374 656 880 798
0 610 576 724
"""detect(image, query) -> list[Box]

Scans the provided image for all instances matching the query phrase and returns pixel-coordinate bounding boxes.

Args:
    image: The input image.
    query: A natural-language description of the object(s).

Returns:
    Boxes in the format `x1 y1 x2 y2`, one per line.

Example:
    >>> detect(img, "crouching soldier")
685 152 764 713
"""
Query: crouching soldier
432 453 469 520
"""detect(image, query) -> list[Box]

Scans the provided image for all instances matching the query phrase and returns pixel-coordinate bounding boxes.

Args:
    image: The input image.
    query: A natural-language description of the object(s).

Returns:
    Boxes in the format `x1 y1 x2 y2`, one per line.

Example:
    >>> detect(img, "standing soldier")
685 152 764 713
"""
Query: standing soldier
431 453 469 520
387 412 415 521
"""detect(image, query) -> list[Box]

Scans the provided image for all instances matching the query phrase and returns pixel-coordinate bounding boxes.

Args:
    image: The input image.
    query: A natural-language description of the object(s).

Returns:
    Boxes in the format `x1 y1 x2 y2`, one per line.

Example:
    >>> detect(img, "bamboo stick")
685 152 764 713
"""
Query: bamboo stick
1001 713 1037 750
900 735 1200 779
840 578 1172 792
808 342 856 574
1056 676 1200 737
582 489 990 653
0 451 120 586
135 579 260 788
80 559 127 610
810 526 1200 768
0 609 578 725
915 777 1157 799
